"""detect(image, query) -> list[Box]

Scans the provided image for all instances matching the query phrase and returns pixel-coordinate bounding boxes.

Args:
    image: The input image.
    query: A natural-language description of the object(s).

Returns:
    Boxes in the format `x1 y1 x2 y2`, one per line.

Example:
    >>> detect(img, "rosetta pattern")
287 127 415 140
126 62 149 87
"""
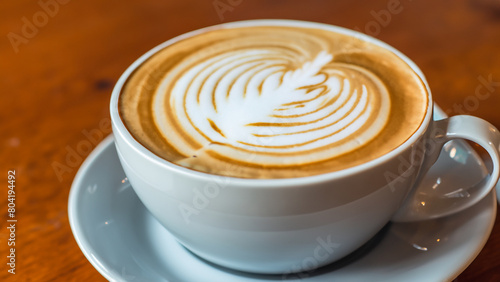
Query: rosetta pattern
153 40 391 166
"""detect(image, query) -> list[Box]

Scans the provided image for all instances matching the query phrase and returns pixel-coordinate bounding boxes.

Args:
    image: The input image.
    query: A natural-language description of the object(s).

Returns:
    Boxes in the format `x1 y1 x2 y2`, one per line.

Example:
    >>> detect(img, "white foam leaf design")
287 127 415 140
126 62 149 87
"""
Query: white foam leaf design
154 48 390 165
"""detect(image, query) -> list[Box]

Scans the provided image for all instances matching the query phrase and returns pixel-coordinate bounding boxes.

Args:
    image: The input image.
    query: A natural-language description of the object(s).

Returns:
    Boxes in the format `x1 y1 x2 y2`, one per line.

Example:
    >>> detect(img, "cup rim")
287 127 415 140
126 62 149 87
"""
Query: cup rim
110 19 433 187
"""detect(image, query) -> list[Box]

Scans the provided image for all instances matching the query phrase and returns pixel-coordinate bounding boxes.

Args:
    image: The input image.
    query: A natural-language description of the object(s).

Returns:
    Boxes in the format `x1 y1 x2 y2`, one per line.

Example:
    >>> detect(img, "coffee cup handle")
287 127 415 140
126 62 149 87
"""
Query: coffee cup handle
392 115 500 222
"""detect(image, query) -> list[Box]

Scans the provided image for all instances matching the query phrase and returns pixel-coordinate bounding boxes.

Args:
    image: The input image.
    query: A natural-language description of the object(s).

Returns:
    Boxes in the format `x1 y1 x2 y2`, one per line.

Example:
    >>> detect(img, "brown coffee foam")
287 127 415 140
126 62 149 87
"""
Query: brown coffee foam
119 26 428 178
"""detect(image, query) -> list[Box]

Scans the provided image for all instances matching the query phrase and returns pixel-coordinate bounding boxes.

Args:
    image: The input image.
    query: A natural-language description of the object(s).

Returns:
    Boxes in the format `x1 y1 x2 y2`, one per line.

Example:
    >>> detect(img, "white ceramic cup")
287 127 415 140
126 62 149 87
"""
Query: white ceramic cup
110 20 500 275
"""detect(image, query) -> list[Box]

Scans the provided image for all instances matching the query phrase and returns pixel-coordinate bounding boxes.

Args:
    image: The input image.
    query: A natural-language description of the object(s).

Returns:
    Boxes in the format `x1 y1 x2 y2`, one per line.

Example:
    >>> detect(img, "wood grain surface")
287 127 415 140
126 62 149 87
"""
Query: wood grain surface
1 0 500 281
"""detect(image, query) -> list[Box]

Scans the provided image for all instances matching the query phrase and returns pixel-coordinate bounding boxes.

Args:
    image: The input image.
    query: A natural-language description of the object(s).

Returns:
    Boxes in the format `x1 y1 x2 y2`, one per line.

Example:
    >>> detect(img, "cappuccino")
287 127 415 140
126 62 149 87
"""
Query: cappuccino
119 24 428 178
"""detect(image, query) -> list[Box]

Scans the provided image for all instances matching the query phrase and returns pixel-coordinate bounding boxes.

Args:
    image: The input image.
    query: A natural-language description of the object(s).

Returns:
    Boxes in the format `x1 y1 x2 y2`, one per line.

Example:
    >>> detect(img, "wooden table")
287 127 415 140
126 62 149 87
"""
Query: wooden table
1 0 500 280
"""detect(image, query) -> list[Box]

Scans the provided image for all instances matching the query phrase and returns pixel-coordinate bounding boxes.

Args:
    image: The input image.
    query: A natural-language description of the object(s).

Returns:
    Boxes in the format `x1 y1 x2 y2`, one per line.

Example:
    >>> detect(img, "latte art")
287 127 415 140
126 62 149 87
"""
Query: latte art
157 49 390 166
119 25 428 178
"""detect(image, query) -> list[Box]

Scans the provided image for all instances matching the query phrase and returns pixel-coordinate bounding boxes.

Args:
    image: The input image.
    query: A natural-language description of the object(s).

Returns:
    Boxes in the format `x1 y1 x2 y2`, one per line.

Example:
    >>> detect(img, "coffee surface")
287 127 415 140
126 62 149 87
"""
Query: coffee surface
119 25 428 178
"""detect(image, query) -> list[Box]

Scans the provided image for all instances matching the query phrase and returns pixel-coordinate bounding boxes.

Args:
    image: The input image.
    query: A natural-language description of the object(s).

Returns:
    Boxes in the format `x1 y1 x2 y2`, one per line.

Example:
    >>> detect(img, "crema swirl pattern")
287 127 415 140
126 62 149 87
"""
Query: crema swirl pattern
119 25 428 178
154 48 390 167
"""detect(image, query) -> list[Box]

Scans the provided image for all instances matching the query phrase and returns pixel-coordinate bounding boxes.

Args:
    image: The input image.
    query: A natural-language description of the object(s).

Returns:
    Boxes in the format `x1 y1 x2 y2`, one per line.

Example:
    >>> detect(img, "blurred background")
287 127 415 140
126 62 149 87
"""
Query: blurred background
1 0 500 280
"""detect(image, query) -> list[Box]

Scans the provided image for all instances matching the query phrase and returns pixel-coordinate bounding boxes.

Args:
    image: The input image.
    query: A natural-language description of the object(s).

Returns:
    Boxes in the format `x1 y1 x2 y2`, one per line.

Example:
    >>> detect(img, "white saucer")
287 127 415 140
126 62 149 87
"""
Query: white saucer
69 114 498 282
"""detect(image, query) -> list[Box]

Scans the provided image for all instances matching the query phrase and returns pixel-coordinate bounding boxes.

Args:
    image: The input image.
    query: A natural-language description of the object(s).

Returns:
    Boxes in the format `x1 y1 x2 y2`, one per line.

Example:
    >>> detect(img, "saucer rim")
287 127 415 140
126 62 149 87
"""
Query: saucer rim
68 134 117 282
